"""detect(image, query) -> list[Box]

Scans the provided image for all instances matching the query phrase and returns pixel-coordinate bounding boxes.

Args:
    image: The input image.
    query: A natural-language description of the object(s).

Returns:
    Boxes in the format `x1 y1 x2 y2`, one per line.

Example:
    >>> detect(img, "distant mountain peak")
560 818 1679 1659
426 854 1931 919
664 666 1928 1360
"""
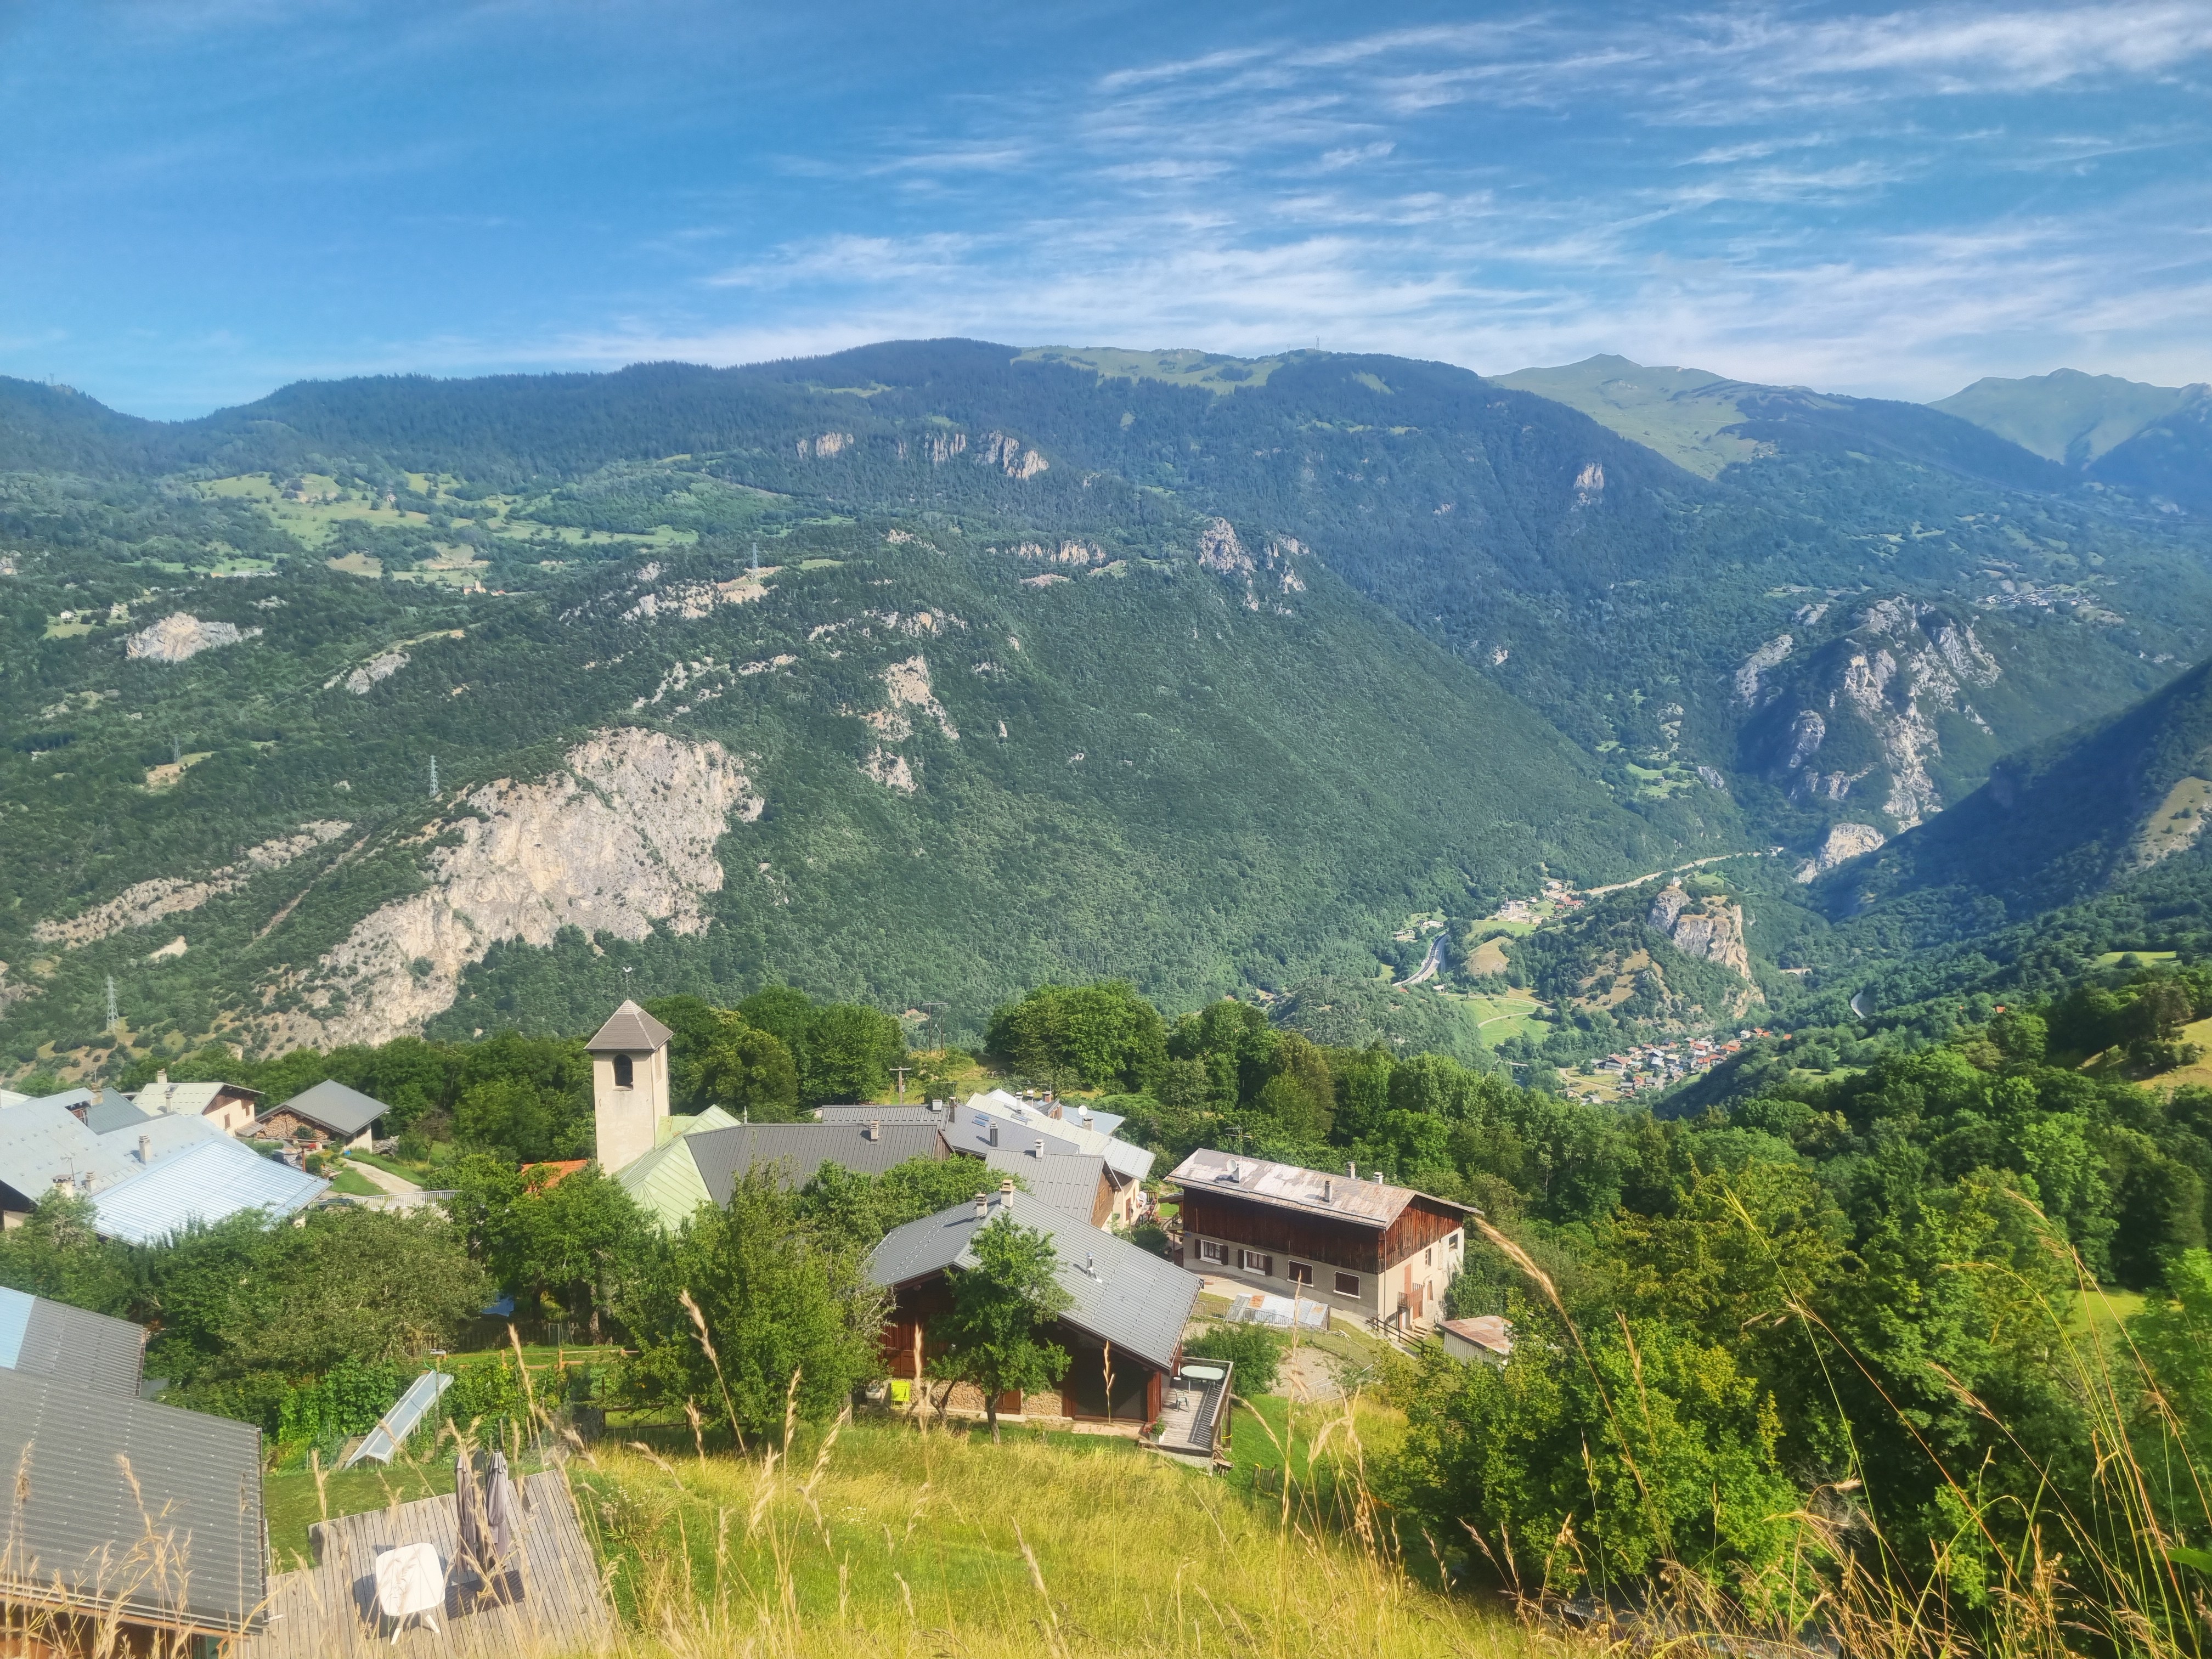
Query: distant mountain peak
1931 368 2205 466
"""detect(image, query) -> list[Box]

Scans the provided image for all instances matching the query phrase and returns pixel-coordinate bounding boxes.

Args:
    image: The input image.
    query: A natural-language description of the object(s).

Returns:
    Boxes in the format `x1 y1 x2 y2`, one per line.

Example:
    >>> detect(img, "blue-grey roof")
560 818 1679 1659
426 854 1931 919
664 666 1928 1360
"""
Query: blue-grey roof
815 1104 949 1125
91 1139 328 1244
267 1077 390 1137
0 1365 264 1633
867 1188 1200 1373
984 1148 1108 1221
0 1286 145 1400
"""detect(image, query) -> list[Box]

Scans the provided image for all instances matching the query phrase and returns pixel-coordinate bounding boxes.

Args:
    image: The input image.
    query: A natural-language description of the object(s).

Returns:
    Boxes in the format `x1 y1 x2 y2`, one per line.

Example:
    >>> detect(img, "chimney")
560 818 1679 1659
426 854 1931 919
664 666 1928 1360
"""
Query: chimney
89 1087 103 1107
1085 1250 1096 1277
1080 1107 1093 1130
137 1134 151 1165
865 1119 881 1142
1322 1178 1333 1203
1033 1137 1045 1158
1346 1161 1356 1180
156 1068 167 1087
973 1190 989 1219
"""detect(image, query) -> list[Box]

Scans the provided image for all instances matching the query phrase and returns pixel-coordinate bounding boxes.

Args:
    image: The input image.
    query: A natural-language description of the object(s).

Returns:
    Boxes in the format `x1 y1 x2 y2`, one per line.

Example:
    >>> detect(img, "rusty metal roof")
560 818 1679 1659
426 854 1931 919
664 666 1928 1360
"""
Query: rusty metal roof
1165 1149 1474 1229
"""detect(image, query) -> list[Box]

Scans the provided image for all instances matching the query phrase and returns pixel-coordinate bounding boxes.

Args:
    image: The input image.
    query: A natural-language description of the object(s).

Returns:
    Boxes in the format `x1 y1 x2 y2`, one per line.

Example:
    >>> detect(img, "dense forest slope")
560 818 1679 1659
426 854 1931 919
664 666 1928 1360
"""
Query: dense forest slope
8 337 2212 1073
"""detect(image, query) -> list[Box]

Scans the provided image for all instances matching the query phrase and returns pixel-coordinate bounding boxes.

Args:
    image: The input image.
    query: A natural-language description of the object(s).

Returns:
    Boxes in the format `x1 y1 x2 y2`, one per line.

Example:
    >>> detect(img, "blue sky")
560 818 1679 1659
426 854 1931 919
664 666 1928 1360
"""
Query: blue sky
4 0 2210 417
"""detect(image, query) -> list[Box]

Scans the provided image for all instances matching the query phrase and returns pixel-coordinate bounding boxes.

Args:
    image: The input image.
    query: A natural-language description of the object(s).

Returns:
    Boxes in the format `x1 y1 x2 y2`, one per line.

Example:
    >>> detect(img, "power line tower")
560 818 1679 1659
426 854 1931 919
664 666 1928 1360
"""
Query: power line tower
105 975 119 1033
427 755 439 798
170 733 182 766
749 540 761 578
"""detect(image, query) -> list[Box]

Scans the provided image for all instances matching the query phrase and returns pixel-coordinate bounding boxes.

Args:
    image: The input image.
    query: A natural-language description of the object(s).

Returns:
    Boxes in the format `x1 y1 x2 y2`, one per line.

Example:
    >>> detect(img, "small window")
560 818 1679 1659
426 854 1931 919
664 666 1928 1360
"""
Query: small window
988 1123 999 1147
1198 1239 1227 1264
1287 1261 1313 1286
612 1054 634 1090
1334 1271 1361 1297
1425 1246 1433 1266
1240 1249 1273 1276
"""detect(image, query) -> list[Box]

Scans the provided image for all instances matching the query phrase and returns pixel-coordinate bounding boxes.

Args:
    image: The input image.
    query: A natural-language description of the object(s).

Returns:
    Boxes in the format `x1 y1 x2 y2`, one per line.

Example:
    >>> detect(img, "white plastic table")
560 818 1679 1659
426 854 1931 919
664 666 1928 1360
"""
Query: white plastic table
374 1542 446 1642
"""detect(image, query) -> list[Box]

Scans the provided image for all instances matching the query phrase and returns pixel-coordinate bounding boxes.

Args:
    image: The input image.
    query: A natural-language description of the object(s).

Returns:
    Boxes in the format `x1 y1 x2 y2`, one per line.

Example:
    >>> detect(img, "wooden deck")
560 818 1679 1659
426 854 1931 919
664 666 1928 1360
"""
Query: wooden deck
238 1471 612 1658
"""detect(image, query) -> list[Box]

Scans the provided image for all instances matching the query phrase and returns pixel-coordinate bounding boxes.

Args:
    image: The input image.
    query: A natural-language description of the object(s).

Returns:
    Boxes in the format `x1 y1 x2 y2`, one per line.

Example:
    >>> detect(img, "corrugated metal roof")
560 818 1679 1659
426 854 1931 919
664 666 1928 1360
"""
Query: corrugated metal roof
585 1000 673 1052
984 1148 1108 1221
91 1139 329 1245
686 1124 949 1205
0 1287 146 1400
103 1111 223 1166
0 1365 264 1633
1166 1148 1474 1227
867 1188 1200 1373
267 1077 390 1138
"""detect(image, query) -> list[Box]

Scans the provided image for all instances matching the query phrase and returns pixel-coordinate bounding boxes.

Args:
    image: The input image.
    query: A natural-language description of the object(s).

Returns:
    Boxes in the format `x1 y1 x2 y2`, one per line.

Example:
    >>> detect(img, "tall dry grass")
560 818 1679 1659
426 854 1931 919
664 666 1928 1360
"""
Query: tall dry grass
561 1395 1542 1659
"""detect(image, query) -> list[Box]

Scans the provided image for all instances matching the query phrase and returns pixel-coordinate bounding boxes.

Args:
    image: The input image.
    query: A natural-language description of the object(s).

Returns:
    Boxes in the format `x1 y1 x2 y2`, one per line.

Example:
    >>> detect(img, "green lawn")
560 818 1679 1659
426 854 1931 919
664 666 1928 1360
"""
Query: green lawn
324 1163 382 1197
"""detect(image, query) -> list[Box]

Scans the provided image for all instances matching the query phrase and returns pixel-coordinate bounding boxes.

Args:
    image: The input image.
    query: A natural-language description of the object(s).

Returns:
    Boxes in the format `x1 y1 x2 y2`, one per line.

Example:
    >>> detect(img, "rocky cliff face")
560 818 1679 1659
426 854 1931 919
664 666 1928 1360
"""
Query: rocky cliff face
1795 821 1887 883
1647 884 1757 984
1736 597 2001 830
266 729 760 1048
124 613 260 663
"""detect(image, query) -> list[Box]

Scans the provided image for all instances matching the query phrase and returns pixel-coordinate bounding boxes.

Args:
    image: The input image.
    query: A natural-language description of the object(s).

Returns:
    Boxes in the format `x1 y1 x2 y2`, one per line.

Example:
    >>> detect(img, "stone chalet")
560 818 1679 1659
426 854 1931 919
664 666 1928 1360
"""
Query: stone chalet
1166 1150 1474 1335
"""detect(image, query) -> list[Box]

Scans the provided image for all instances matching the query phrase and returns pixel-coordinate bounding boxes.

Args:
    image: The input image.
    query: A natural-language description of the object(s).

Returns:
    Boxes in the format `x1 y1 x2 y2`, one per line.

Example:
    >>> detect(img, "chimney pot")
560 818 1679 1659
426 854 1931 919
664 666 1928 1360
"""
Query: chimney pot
1346 1161 1356 1179
866 1118 881 1142
1323 1178 1333 1202
155 1069 168 1086
998 1177 1015 1195
973 1191 989 1219
1033 1137 1045 1157
138 1134 151 1165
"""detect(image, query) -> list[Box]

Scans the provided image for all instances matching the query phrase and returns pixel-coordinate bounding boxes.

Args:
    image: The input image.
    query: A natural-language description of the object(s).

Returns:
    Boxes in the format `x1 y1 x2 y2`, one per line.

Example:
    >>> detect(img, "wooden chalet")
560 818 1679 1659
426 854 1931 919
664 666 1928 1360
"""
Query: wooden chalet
1166 1149 1474 1335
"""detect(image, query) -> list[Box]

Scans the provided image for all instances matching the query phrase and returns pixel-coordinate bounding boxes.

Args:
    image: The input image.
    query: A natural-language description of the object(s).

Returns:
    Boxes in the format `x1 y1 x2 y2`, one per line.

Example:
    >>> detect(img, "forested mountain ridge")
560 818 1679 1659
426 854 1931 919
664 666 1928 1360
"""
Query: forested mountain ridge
8 337 2212 1077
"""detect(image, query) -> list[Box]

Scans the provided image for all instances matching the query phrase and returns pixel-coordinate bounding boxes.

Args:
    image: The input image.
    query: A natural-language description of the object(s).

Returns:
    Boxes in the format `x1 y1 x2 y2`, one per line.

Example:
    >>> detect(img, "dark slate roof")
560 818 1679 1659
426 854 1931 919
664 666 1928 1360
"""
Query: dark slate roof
82 1097 154 1135
0 1365 264 1633
687 1123 949 1204
586 1000 673 1052
867 1188 1201 1373
267 1077 391 1138
984 1148 1108 1221
0 1286 145 1400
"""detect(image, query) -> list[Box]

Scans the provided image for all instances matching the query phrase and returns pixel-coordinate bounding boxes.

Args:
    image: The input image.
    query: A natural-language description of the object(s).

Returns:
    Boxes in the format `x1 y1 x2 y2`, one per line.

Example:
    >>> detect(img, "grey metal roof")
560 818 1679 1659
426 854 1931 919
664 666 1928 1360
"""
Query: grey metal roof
0 1365 264 1634
267 1077 390 1138
686 1124 949 1204
92 1138 329 1245
957 1091 1153 1183
586 1000 673 1052
984 1148 1108 1221
0 1286 146 1400
0 1101 139 1203
815 1104 949 1125
867 1188 1200 1373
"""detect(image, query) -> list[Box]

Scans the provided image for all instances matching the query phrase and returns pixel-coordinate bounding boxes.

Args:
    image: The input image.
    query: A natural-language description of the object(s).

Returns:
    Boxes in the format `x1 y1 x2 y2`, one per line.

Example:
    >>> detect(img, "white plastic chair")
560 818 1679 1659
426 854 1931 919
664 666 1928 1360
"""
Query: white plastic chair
374 1541 445 1642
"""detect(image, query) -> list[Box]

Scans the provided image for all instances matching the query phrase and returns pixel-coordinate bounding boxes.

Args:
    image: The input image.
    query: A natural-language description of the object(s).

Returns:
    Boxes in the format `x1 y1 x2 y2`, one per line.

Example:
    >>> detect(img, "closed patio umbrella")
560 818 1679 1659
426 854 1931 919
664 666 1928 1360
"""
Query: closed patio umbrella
484 1450 525 1605
453 1450 491 1600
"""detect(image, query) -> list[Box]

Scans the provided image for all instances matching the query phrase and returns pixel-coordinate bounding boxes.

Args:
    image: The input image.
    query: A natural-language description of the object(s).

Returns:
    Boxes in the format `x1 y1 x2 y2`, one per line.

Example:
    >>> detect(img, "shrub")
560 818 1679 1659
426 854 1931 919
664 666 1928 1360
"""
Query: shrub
1184 1322 1285 1394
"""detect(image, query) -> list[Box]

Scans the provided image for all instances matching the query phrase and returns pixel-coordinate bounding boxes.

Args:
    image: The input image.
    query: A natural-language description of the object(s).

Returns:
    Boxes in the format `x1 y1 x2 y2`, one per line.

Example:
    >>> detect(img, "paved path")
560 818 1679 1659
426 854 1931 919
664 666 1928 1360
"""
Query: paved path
346 1155 422 1195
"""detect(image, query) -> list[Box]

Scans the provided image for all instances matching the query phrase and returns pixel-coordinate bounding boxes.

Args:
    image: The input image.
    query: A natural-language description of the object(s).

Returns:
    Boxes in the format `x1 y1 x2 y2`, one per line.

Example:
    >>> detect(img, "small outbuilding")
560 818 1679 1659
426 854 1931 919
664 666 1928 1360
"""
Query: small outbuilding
257 1077 393 1150
1437 1314 1514 1367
